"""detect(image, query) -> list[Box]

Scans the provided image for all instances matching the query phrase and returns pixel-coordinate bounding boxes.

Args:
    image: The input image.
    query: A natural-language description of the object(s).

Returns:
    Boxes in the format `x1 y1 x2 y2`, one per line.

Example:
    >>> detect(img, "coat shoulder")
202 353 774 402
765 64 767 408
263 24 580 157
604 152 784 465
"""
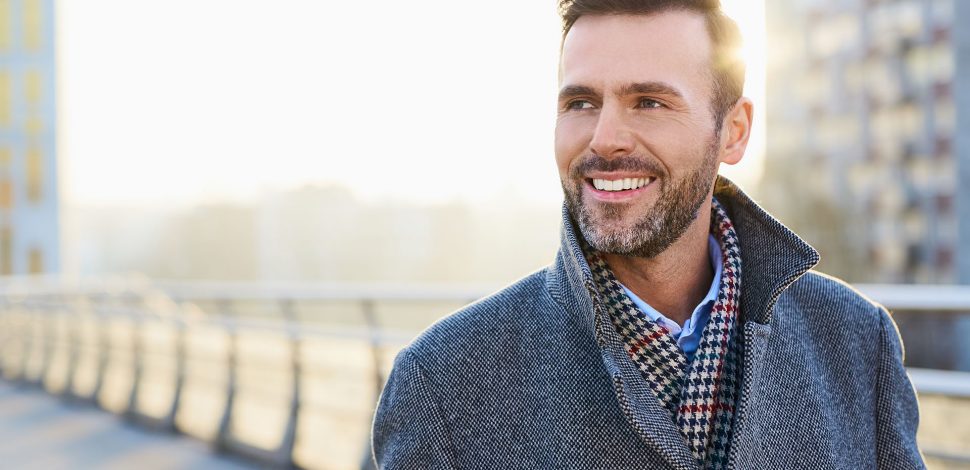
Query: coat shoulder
776 269 887 334
772 271 893 349
404 268 560 373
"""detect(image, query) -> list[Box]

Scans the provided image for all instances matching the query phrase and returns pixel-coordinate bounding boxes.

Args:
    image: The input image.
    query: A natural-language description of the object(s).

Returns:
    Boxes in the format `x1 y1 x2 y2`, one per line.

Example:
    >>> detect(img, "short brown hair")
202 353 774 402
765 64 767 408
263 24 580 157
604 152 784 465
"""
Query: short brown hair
559 0 744 127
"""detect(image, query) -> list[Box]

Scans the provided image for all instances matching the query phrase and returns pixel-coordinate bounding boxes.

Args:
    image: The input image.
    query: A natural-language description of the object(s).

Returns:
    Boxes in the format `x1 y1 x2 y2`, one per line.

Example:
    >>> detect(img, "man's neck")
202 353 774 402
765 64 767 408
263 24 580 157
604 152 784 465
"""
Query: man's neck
601 198 715 327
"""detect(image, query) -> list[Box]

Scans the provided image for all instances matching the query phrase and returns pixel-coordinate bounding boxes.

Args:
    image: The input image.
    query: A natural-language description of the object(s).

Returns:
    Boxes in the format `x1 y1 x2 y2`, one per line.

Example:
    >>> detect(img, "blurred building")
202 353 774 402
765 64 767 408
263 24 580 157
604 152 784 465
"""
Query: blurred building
0 0 58 275
761 0 968 284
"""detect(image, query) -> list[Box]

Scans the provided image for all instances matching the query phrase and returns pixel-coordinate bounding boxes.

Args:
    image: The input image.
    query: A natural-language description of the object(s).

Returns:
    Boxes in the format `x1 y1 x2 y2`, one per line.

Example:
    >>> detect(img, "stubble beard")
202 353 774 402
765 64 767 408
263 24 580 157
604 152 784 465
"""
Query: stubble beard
563 140 720 259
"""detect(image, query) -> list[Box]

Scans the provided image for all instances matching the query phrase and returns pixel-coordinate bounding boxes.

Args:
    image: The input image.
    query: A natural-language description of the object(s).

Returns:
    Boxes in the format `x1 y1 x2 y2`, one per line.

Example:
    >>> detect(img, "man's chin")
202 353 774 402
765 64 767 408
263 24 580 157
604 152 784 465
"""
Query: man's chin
583 200 645 226
578 218 643 252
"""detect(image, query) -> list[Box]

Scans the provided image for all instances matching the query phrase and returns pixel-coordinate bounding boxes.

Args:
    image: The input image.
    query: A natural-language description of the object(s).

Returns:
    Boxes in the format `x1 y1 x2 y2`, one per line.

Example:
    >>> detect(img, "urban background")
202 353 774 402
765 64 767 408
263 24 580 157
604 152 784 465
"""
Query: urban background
0 0 966 469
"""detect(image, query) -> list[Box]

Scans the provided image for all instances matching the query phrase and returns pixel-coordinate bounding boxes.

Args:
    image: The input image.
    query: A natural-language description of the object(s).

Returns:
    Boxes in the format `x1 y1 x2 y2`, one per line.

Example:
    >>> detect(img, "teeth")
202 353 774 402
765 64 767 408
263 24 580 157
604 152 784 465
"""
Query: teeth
592 177 653 192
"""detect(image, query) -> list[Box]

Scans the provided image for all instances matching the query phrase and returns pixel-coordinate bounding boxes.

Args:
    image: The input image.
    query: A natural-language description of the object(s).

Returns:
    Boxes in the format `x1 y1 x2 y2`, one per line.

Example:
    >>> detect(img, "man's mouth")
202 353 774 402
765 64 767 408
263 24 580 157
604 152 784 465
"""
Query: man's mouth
589 177 656 192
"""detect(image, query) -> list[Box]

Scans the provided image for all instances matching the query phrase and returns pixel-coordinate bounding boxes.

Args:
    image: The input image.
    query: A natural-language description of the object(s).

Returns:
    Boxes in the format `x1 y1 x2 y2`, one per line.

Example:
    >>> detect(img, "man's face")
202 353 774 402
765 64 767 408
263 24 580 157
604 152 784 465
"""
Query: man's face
555 12 725 258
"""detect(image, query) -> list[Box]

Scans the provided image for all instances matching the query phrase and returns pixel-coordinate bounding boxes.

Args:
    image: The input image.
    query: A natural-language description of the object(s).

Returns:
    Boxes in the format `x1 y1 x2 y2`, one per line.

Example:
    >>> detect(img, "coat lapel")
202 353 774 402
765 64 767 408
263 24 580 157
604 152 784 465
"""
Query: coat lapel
726 321 772 467
596 297 700 470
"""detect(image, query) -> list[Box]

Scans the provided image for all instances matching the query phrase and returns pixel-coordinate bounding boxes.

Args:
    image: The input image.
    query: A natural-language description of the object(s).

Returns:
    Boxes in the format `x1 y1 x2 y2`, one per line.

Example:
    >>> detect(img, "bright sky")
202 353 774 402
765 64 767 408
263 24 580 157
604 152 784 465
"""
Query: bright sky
57 1 765 207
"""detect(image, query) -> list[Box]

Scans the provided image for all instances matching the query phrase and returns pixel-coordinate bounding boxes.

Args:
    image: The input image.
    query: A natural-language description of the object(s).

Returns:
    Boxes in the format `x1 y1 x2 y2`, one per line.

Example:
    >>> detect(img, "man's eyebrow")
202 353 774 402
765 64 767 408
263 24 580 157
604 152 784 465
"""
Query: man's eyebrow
558 85 598 101
558 82 684 102
619 81 684 99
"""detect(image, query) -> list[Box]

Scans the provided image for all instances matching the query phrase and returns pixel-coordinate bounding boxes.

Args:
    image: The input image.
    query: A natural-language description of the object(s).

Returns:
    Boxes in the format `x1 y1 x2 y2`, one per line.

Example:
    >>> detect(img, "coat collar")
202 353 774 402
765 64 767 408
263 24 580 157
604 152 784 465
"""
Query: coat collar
545 175 819 469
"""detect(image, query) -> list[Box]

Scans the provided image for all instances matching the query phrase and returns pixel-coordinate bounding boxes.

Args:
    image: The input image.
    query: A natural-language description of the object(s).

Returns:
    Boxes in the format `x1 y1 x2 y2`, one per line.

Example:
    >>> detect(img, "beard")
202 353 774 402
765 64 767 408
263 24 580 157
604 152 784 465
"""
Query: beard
562 139 720 259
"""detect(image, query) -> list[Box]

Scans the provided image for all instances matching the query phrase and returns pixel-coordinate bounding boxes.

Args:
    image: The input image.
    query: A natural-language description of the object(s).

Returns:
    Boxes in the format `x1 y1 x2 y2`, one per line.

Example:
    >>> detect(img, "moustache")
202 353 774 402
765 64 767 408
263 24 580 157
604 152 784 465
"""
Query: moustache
570 155 666 178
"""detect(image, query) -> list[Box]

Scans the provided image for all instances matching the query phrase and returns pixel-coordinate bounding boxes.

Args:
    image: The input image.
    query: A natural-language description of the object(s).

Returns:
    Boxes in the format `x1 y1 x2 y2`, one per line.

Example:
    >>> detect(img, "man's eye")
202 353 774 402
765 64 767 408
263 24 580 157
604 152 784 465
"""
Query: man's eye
637 98 663 109
566 100 594 110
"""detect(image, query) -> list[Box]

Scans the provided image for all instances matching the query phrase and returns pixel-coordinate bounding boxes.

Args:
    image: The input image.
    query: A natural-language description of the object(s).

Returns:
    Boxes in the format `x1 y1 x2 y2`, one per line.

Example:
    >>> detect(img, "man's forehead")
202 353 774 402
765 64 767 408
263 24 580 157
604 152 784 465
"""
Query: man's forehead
559 11 713 92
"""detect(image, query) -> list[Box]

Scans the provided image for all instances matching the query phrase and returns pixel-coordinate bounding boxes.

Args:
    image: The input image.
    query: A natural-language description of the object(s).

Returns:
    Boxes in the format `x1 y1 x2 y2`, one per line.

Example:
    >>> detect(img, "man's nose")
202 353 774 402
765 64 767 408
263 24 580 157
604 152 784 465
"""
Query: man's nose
589 106 635 158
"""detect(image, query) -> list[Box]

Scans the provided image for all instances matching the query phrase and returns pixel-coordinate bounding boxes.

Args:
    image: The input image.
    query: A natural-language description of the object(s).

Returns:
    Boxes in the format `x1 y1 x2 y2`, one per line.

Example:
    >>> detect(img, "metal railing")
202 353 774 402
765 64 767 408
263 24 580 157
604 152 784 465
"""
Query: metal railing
0 277 487 469
0 278 967 469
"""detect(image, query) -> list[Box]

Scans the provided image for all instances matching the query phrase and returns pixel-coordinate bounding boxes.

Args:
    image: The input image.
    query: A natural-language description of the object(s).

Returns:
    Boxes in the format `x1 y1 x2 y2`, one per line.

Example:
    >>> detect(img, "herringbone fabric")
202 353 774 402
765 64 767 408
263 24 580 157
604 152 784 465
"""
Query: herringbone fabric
584 198 741 468
371 177 926 470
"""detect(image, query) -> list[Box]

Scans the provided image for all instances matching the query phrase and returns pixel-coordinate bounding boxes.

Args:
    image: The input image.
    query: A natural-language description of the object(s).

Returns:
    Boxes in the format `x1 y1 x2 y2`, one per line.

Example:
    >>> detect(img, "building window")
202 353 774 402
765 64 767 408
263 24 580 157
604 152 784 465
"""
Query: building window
809 14 858 58
0 0 10 51
897 103 922 142
26 146 42 202
904 243 922 273
0 148 10 210
935 99 955 134
23 0 43 51
27 248 42 274
0 72 10 126
26 116 42 137
936 245 954 270
0 178 11 210
934 134 952 159
0 227 10 275
25 69 42 106
936 193 954 214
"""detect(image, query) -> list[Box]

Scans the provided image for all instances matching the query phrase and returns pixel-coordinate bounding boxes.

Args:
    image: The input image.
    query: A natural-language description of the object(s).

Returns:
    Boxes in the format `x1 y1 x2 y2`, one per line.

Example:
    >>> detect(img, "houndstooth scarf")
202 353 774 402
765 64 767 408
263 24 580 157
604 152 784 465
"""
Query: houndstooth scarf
584 198 742 469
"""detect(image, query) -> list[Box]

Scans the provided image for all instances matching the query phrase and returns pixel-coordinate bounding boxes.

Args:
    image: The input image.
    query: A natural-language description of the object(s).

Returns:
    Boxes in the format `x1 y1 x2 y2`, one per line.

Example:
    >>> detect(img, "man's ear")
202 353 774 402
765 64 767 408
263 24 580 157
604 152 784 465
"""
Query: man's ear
719 97 753 166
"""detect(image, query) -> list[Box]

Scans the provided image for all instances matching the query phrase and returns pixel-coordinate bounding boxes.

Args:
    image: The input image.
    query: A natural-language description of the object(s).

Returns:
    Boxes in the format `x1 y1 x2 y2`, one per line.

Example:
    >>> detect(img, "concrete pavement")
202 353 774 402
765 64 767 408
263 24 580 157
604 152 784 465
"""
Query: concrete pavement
0 381 259 470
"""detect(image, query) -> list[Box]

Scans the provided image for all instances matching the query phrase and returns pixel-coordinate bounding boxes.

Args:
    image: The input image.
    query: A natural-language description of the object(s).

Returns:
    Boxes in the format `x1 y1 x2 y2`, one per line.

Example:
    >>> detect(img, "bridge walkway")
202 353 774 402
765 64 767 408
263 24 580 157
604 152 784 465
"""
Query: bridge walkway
0 380 256 469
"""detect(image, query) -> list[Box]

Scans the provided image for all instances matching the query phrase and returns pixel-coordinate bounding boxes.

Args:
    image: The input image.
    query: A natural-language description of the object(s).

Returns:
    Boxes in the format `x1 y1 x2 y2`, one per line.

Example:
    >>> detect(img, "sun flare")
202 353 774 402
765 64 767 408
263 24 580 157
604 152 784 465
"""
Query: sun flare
717 1 767 187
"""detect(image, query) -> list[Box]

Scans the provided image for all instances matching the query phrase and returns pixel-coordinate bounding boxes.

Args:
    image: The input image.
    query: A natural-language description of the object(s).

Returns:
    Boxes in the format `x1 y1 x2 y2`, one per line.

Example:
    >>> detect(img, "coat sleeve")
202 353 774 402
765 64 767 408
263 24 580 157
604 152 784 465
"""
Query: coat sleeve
874 306 926 469
371 347 458 470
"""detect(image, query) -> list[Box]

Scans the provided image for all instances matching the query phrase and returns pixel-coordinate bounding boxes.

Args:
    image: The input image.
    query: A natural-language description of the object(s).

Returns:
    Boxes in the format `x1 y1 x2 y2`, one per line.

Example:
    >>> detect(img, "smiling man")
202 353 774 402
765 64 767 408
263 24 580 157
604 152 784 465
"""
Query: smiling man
372 1 924 469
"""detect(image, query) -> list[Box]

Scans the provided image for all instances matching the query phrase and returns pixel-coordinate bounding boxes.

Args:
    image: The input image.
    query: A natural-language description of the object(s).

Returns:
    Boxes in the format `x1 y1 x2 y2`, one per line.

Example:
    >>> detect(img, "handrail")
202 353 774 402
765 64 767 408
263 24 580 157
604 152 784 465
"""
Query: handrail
3 278 969 308
907 368 970 398
0 277 499 302
0 278 967 469
856 284 970 312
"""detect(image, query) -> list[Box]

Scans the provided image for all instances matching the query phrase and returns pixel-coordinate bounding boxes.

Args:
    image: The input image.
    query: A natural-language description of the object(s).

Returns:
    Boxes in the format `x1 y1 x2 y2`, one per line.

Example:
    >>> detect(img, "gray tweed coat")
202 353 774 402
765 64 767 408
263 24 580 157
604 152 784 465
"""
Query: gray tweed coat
372 177 925 469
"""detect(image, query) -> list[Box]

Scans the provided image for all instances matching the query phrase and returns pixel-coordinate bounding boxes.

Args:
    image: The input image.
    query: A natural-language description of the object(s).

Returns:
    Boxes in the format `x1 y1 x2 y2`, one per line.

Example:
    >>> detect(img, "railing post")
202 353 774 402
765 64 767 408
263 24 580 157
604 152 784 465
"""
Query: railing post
361 299 384 400
126 302 145 419
45 296 62 390
37 298 55 387
215 299 237 452
16 300 32 383
277 298 300 468
0 296 6 378
166 315 187 431
38 298 51 389
25 297 52 387
67 295 97 402
62 294 81 398
1 300 10 378
91 294 110 404
14 302 29 383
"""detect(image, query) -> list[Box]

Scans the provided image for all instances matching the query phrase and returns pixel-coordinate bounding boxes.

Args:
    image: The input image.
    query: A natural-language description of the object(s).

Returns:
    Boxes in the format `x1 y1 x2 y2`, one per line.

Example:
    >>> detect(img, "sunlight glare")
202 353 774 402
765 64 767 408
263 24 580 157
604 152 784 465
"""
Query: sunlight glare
719 0 767 188
59 1 766 208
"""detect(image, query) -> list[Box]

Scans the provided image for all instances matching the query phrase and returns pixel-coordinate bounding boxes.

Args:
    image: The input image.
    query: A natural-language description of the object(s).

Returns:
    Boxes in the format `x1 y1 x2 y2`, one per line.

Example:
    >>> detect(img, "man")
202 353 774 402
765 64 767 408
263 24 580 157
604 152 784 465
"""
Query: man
372 1 924 468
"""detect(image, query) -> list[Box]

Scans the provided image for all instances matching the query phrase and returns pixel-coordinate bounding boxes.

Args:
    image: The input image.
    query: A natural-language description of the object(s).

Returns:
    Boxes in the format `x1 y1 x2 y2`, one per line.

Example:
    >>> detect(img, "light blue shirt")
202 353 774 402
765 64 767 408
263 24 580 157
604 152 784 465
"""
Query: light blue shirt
620 234 722 362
